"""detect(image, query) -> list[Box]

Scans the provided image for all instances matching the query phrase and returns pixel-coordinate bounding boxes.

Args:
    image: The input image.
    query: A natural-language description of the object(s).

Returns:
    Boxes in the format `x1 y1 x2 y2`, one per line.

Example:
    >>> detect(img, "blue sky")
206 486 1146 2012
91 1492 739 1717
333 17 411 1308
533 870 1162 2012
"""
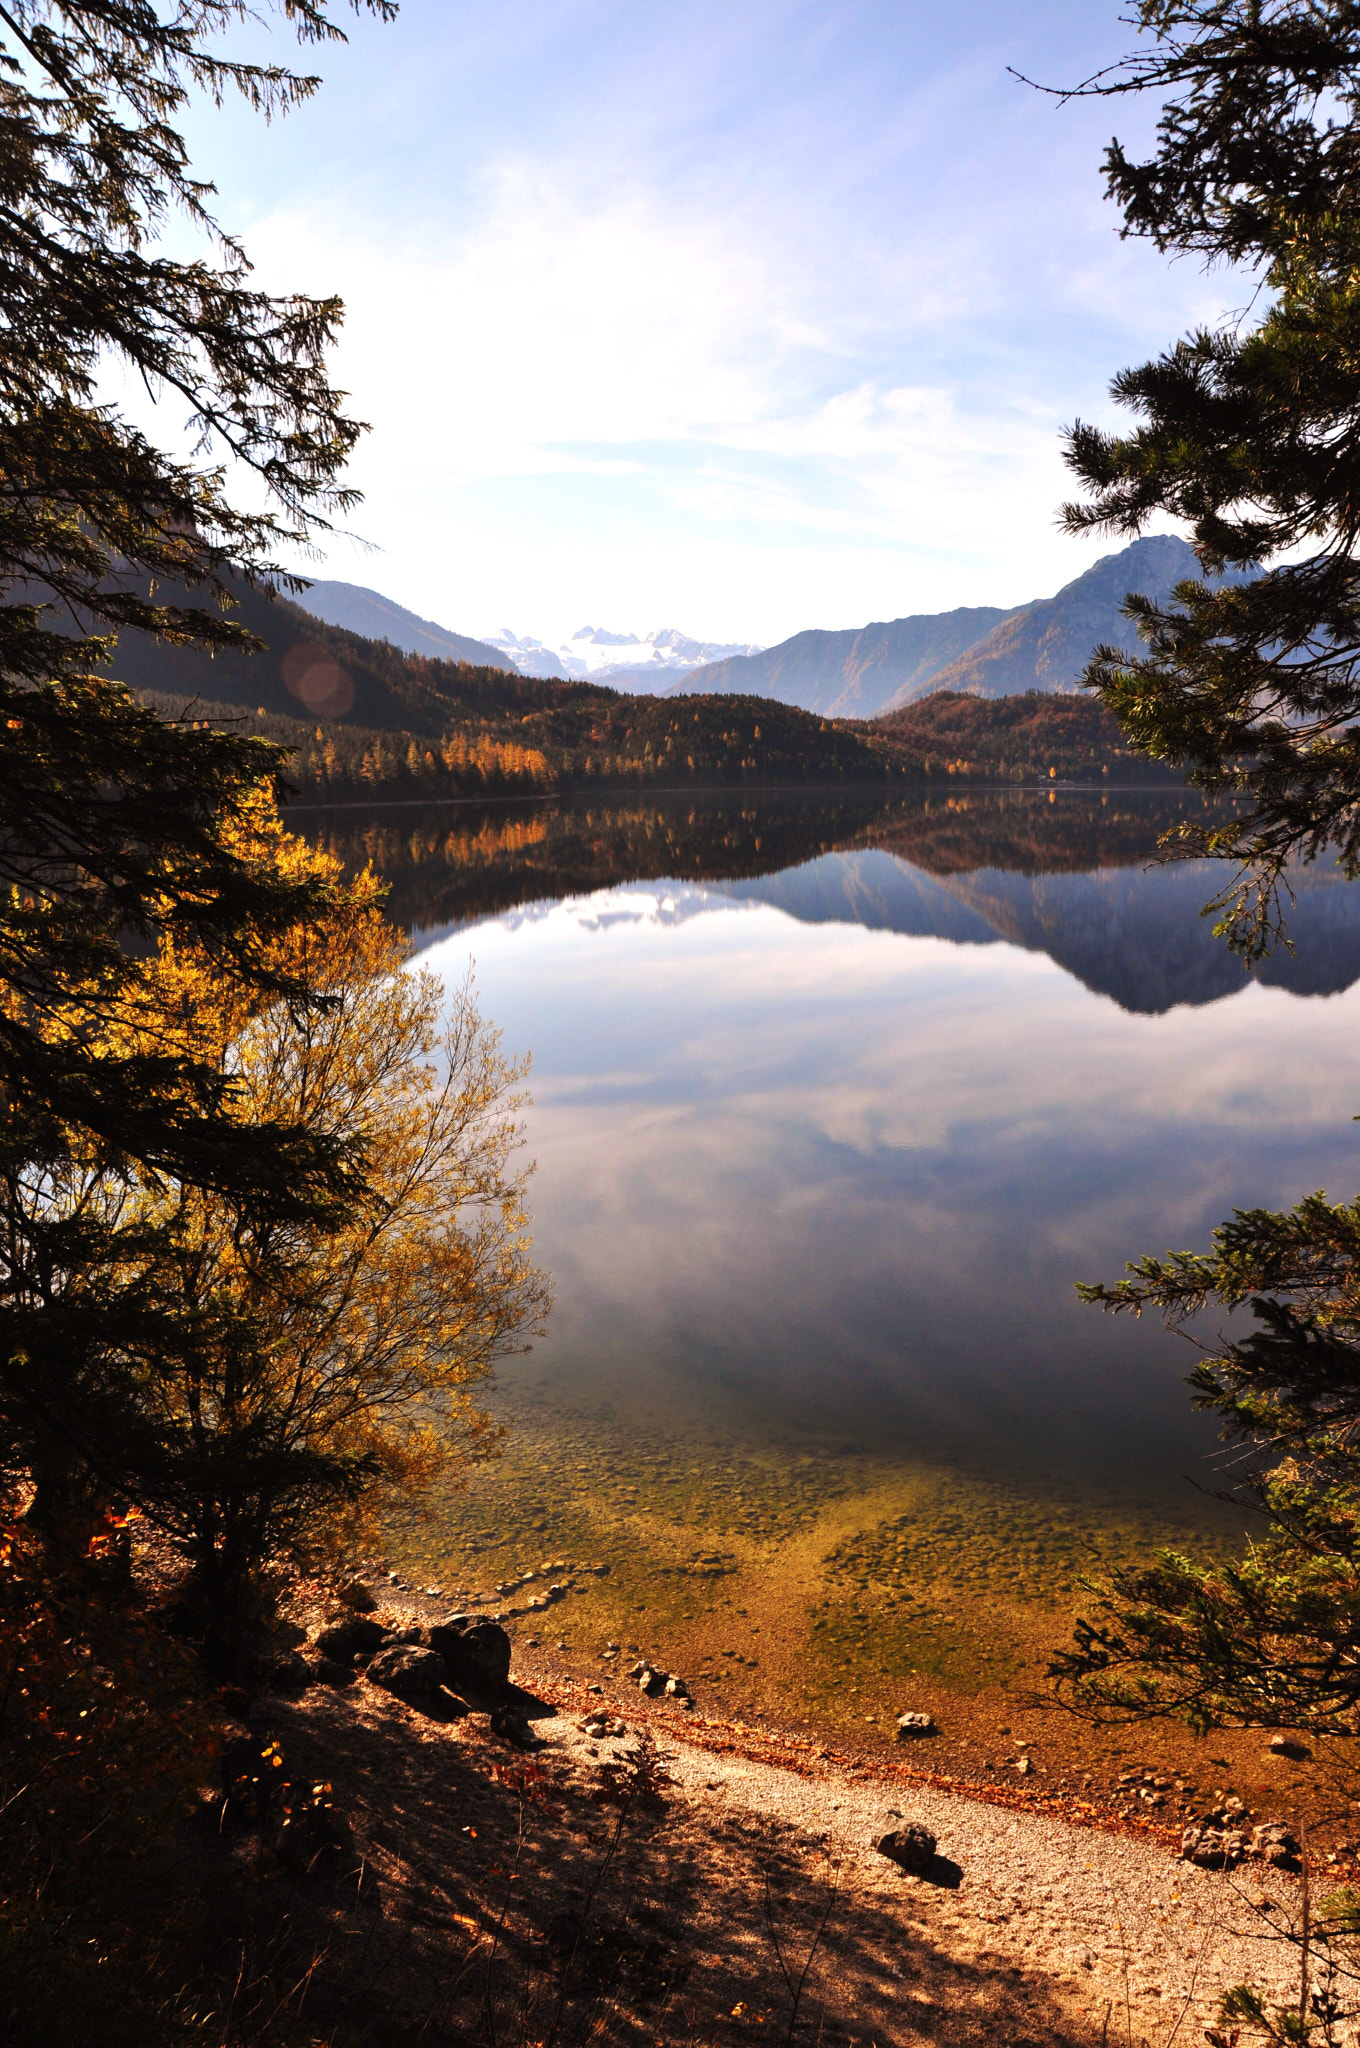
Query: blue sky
178 1 1249 645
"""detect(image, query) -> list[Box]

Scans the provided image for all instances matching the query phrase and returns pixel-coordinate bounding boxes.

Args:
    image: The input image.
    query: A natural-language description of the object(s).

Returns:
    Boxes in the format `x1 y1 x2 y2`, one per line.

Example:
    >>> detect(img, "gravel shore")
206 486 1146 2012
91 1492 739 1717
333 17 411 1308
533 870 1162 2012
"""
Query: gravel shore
535 1676 1309 2043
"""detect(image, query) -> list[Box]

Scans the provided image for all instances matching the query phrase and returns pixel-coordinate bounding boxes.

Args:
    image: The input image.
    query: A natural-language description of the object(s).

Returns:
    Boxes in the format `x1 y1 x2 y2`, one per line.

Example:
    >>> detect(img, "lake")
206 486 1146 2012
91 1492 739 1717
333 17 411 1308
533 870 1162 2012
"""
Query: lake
299 788 1360 1766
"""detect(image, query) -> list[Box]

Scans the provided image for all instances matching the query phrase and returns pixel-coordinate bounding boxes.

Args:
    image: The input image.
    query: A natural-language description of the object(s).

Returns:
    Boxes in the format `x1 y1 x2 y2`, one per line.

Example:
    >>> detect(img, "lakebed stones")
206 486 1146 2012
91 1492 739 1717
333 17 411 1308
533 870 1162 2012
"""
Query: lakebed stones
873 1823 938 1875
1180 1817 1300 1871
583 1712 628 1739
428 1618 512 1694
895 1712 935 1741
337 1579 378 1613
628 1661 689 1702
366 1643 449 1702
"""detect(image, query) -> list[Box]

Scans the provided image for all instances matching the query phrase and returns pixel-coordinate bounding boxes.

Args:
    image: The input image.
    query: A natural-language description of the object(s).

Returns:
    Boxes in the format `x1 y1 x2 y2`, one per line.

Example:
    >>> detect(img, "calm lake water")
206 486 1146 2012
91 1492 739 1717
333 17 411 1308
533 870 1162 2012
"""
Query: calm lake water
306 787 1360 1511
297 787 1360 1745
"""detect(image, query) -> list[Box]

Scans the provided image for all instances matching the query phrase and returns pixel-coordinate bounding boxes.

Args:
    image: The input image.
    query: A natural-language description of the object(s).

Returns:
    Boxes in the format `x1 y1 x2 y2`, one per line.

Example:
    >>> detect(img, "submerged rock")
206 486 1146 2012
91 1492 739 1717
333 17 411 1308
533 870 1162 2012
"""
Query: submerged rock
895 1712 935 1741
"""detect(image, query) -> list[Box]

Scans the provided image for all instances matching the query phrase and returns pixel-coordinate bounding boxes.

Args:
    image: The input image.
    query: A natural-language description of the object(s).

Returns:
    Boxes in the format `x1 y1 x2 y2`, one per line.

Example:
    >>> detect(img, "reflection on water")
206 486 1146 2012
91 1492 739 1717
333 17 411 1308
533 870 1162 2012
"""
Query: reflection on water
294 786 1360 1505
298 789 1360 1746
303 786 1360 1015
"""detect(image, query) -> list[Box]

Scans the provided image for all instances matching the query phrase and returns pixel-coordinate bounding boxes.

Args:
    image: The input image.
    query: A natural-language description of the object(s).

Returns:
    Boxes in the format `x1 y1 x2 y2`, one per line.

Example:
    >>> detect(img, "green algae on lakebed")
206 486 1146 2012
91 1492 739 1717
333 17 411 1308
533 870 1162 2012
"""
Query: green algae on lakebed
382 1393 1242 1753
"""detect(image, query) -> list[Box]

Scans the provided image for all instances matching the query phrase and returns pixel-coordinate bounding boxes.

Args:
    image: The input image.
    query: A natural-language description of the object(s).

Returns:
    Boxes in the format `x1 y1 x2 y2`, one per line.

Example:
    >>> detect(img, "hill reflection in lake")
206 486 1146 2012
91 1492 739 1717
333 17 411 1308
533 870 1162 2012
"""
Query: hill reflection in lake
294 787 1360 1528
302 787 1360 1015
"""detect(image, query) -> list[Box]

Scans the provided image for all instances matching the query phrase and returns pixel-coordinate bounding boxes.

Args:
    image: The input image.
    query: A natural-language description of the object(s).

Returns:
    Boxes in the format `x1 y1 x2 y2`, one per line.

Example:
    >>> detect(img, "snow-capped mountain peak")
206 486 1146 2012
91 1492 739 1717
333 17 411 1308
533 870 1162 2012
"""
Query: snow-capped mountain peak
480 623 764 690
572 625 641 646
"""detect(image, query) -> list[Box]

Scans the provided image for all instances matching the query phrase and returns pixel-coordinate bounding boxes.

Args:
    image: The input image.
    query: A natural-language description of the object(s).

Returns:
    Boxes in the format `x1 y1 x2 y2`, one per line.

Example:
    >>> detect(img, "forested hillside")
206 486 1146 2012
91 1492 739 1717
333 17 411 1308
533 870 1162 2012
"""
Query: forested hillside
877 688 1176 782
135 685 917 798
117 573 1185 797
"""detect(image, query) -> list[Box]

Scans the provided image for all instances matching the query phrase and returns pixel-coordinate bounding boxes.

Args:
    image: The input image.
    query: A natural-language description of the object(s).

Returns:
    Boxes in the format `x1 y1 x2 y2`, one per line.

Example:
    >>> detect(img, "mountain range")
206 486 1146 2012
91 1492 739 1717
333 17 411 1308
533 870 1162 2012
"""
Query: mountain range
292 533 1211 716
480 624 763 687
268 531 1233 736
671 535 1207 716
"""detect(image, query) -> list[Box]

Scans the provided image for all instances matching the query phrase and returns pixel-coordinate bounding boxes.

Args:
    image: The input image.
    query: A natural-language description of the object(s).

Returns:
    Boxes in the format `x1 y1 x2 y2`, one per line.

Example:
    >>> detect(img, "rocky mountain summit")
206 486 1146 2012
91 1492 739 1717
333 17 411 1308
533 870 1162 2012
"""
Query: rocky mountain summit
919 535 1210 704
677 536 1211 716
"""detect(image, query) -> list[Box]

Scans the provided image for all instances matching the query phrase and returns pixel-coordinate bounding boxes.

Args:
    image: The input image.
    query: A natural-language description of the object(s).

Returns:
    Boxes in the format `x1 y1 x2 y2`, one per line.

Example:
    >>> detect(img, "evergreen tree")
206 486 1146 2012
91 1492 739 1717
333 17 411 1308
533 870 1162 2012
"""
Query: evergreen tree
1056 1195 1360 1733
0 5 393 1540
1050 3 1360 1751
1049 2 1360 954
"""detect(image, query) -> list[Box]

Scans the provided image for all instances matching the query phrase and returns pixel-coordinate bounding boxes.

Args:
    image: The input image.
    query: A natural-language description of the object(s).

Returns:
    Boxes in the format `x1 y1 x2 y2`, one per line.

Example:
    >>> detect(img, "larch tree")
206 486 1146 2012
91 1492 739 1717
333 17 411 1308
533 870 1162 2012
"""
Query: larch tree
5 803 550 1671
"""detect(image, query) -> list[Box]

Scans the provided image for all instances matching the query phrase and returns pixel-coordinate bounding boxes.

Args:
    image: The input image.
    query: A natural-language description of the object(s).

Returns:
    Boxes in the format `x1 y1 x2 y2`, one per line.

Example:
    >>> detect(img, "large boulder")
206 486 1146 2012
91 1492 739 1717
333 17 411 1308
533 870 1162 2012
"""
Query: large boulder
429 1618 512 1693
873 1824 938 1875
314 1614 386 1662
366 1643 449 1702
251 1650 314 1695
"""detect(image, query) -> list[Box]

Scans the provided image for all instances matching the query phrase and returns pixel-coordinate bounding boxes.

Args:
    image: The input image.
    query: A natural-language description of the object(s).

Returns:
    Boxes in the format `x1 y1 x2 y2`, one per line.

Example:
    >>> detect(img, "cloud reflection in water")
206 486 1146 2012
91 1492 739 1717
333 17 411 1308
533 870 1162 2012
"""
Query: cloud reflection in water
418 855 1360 1510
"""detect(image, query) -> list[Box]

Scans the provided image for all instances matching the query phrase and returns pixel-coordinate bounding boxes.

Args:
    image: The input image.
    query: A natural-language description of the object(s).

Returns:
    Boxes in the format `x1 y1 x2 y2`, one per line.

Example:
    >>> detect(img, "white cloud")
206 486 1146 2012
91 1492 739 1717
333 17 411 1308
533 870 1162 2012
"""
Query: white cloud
240 161 1144 638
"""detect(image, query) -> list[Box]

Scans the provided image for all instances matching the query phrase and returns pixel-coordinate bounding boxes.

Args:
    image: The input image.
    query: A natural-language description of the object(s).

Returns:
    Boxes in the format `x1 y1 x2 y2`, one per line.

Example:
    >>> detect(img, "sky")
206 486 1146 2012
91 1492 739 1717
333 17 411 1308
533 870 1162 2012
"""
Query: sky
167 0 1252 647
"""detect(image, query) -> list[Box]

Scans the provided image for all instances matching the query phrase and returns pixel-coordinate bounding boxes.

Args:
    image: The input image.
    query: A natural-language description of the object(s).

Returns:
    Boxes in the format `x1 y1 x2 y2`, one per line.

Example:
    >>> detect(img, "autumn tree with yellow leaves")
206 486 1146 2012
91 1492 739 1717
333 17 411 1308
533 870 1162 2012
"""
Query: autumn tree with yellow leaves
2 807 549 1672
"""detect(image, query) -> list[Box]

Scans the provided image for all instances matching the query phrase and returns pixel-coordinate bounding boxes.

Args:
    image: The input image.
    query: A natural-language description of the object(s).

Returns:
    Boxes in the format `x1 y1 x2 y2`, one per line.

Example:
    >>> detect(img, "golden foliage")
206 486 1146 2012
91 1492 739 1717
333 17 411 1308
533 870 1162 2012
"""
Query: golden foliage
15 794 550 1578
142 801 550 1544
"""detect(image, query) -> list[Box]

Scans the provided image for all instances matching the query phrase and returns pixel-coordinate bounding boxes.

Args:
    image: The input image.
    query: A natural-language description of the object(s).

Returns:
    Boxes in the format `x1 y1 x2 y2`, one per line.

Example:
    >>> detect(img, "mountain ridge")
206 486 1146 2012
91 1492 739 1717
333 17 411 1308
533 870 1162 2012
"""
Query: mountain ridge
673 536 1209 716
668 605 1021 716
911 535 1206 705
293 579 512 672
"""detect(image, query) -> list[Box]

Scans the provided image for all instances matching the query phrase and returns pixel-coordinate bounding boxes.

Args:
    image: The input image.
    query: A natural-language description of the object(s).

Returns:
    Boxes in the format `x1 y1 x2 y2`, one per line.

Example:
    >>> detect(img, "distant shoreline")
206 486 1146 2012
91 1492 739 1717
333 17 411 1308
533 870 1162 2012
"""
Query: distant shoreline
283 779 1192 815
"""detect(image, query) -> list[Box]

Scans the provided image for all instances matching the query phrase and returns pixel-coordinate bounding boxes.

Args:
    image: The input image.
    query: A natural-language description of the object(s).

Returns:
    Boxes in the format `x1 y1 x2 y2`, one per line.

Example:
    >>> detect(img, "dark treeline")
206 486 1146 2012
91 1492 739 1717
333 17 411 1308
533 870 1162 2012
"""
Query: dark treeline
133 676 917 796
